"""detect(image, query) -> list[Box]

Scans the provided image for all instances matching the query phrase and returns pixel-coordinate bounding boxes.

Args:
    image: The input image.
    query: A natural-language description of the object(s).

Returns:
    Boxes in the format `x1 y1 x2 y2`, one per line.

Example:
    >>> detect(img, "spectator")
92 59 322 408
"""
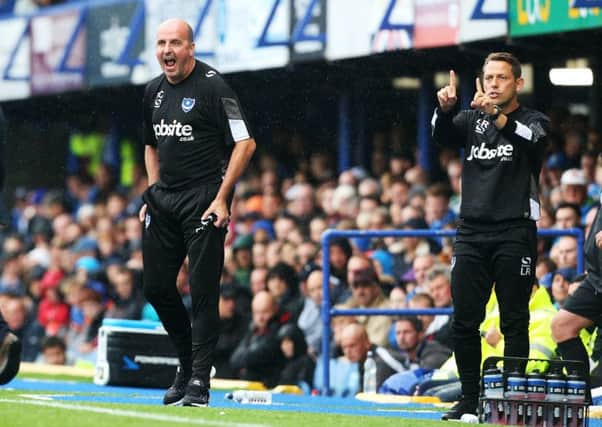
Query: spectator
266 262 303 323
39 335 68 365
340 323 404 392
214 285 248 379
105 267 144 320
231 234 253 288
550 236 578 269
340 263 391 347
37 281 69 336
297 268 323 356
230 291 284 387
410 253 436 293
554 202 581 229
277 323 315 389
560 169 589 212
394 316 451 370
0 295 44 361
425 183 456 231
329 237 353 289
424 266 453 350
551 267 577 309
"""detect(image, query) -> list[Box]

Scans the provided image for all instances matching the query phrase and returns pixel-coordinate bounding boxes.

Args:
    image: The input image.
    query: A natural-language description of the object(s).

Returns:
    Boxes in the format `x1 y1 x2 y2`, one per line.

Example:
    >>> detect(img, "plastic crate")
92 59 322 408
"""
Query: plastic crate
479 356 590 427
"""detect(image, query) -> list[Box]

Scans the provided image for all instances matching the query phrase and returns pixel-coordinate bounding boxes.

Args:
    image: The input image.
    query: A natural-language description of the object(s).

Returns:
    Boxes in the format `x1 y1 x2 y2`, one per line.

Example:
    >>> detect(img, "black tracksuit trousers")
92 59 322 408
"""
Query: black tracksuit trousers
451 224 537 399
142 183 226 388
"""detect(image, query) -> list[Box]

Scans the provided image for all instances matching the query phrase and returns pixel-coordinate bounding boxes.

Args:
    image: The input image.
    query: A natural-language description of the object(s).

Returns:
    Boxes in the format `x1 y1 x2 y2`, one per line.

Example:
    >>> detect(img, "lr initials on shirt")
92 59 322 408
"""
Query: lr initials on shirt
520 257 531 276
475 118 490 134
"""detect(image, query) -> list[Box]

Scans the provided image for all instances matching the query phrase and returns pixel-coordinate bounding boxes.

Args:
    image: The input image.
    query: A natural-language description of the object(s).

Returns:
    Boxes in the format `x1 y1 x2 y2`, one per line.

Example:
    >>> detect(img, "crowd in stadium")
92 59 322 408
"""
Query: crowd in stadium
0 106 599 397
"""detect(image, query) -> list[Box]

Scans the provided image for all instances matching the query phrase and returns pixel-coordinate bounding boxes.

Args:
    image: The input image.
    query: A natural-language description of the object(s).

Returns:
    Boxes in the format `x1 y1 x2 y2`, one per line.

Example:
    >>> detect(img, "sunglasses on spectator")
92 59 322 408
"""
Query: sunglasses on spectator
351 281 374 289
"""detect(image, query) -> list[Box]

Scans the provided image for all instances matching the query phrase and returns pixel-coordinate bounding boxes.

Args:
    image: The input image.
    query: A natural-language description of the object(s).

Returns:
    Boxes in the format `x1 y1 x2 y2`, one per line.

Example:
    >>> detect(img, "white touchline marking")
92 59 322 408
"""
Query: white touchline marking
19 394 57 401
0 399 271 427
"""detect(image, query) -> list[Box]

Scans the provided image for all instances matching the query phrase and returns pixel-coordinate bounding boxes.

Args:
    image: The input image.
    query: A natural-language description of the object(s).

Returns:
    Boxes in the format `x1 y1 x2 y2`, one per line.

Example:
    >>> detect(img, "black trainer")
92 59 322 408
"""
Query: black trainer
441 397 478 420
163 367 191 405
182 378 210 407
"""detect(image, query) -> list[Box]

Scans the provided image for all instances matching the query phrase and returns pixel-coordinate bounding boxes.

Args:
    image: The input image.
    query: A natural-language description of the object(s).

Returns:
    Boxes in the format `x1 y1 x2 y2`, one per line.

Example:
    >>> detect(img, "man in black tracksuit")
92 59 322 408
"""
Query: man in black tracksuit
432 53 549 420
140 19 256 407
0 106 22 385
551 197 602 390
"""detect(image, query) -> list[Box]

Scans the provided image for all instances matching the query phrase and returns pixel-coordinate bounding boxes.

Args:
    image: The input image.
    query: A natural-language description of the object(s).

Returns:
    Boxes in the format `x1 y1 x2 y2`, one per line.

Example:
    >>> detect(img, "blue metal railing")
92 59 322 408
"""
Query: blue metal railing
319 227 584 394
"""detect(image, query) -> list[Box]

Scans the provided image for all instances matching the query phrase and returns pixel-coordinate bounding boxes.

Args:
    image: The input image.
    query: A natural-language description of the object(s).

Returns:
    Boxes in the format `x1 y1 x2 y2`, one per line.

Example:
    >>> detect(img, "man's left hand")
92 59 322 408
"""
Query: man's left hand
470 77 497 116
202 199 230 228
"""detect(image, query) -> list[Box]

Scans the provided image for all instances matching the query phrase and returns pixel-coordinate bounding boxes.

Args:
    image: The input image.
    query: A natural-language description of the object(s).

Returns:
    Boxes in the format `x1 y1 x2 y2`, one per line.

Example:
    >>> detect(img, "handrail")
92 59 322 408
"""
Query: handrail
319 227 584 395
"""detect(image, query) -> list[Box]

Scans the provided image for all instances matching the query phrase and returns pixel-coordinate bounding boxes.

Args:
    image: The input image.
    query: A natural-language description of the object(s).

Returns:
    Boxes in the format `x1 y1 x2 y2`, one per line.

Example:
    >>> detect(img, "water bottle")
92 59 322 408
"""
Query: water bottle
482 367 504 424
483 367 504 398
505 369 527 426
545 368 567 427
565 371 586 427
363 350 377 394
226 390 273 405
526 371 546 426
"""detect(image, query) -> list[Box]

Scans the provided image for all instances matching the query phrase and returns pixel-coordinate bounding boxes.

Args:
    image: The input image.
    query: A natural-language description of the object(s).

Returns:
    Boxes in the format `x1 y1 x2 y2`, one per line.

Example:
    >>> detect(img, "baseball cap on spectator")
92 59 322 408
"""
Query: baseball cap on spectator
349 166 368 182
401 217 442 254
284 184 303 201
298 262 320 282
546 152 567 170
71 237 98 253
561 169 586 186
232 234 253 251
29 216 53 240
220 284 238 299
540 272 553 289
27 247 51 268
75 256 102 274
370 249 394 277
86 280 106 298
401 217 429 230
28 264 47 281
251 220 275 241
554 267 577 282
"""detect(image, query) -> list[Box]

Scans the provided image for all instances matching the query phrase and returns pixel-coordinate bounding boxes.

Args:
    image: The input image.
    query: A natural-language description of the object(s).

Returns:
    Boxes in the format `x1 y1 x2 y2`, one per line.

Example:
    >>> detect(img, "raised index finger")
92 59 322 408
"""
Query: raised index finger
475 77 484 94
449 70 456 96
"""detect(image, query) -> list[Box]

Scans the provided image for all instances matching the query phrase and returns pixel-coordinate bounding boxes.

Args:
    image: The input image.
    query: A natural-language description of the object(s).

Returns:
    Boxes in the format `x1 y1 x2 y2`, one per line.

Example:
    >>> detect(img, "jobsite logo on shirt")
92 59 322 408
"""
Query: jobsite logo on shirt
153 119 194 142
466 142 514 162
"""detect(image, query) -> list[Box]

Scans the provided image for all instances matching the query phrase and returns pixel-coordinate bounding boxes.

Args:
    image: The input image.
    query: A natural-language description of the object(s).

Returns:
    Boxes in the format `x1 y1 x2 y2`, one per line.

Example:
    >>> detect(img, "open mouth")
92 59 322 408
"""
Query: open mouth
163 58 176 70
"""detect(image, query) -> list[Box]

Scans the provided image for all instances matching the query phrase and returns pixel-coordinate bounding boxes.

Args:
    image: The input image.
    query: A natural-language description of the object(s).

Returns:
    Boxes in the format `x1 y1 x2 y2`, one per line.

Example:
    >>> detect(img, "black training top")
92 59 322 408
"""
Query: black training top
143 60 253 190
432 105 550 227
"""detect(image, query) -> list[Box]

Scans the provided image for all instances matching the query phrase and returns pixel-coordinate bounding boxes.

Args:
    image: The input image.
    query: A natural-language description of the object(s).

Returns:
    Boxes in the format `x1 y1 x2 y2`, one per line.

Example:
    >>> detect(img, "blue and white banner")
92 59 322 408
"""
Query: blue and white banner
459 0 507 43
325 0 413 61
86 0 146 87
290 0 326 62
0 17 30 101
30 8 86 95
215 0 290 73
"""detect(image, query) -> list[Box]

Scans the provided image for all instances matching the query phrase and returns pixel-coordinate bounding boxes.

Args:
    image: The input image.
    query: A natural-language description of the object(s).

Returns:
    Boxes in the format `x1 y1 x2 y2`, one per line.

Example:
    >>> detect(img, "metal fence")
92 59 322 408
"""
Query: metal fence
319 227 585 394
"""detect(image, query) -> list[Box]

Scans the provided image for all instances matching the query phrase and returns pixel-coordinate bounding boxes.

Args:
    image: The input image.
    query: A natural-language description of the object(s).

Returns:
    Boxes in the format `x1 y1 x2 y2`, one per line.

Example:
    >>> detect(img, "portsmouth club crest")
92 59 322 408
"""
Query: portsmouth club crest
181 97 195 113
